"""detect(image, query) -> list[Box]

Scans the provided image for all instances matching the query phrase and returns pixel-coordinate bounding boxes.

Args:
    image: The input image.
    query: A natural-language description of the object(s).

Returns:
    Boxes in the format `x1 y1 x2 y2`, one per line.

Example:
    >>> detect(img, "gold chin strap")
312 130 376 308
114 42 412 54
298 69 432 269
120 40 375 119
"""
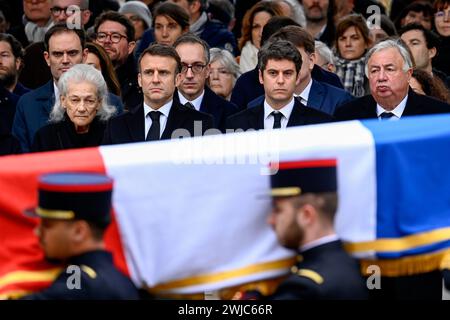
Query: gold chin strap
36 207 75 220
271 187 302 197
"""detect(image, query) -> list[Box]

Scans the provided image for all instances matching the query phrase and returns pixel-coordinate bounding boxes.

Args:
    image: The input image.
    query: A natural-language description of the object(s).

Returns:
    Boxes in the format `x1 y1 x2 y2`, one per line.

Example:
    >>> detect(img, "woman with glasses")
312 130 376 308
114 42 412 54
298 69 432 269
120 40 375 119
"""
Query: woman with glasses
31 64 117 152
433 0 450 76
208 48 241 101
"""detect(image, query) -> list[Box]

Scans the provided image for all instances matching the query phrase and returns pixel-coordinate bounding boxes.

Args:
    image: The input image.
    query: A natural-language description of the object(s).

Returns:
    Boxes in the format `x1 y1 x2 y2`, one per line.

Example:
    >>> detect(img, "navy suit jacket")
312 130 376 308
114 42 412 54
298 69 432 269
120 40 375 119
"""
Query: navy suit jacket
248 80 354 115
226 98 333 131
335 89 450 121
175 87 238 132
102 100 214 145
12 80 124 152
231 65 344 110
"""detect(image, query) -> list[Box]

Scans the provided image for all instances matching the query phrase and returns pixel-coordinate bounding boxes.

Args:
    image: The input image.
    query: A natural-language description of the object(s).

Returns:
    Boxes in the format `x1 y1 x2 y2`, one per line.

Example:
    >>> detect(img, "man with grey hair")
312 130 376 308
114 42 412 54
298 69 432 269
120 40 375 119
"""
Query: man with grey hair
335 38 450 121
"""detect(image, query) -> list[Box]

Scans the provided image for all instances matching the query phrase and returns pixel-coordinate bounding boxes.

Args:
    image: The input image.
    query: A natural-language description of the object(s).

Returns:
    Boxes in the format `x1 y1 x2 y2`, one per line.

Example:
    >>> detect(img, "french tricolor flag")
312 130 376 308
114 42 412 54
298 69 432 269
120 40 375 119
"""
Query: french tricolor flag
1 114 450 298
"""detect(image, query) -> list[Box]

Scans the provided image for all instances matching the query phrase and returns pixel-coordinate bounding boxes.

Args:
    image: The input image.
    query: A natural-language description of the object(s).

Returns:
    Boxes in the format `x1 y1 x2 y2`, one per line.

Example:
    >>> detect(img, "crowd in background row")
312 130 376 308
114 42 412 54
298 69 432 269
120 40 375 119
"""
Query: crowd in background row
0 0 449 156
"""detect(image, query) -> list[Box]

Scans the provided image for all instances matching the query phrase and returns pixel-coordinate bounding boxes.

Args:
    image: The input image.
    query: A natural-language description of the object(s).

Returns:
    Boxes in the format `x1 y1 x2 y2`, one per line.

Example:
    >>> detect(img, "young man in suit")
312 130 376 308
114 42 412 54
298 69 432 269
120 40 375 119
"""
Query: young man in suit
102 43 213 145
267 160 368 300
226 40 332 132
335 38 450 121
173 33 238 132
247 25 353 116
230 16 344 110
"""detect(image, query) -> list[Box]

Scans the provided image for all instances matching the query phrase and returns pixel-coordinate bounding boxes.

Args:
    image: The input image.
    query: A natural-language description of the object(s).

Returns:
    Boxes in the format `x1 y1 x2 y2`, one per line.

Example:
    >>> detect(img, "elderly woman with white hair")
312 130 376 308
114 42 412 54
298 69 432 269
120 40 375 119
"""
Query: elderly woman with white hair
208 48 241 101
31 64 117 152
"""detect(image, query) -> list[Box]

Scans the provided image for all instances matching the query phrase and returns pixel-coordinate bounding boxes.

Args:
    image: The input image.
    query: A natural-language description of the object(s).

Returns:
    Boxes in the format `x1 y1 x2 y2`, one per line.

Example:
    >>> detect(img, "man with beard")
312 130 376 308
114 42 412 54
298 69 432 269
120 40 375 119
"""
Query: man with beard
301 0 335 47
266 160 368 300
21 172 139 300
94 11 142 111
0 33 29 97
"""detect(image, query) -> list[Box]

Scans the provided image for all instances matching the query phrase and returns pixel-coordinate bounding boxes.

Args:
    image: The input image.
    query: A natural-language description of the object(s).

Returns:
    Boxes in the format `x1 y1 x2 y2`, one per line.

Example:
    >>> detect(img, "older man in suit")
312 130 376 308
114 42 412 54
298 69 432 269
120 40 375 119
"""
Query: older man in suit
173 33 238 133
247 26 353 115
226 40 332 132
102 44 213 145
335 38 450 121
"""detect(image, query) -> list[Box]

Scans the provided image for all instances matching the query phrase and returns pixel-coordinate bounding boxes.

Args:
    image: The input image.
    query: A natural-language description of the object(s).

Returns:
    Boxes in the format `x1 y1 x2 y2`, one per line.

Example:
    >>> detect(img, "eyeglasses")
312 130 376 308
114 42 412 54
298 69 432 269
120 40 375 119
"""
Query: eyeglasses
50 6 88 16
95 32 128 44
181 63 207 74
67 96 98 108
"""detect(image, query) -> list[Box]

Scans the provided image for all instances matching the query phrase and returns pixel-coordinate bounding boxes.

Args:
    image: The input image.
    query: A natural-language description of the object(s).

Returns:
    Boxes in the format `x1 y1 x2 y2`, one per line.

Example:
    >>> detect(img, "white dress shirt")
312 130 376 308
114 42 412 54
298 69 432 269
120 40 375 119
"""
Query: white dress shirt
263 97 295 129
295 78 313 106
300 234 339 253
144 100 172 138
177 90 204 111
376 94 408 121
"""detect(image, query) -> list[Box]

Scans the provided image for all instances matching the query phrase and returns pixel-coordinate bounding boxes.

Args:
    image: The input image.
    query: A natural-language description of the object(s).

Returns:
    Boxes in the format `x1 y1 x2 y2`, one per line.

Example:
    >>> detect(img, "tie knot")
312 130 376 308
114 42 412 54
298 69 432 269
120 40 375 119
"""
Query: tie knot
379 112 394 120
148 111 161 121
184 102 194 109
271 111 283 121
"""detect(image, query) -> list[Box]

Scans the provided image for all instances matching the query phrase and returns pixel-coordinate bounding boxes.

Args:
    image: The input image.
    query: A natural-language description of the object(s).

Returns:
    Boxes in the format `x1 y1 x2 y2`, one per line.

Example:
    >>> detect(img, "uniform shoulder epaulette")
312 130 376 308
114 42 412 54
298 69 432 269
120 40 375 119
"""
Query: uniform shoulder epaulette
291 266 324 285
81 265 97 279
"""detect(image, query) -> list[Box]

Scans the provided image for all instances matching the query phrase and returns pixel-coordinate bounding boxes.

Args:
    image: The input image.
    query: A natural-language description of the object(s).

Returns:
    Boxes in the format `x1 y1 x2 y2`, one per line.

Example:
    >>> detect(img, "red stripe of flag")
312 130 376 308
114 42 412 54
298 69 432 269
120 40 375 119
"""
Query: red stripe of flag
271 159 337 170
0 148 129 297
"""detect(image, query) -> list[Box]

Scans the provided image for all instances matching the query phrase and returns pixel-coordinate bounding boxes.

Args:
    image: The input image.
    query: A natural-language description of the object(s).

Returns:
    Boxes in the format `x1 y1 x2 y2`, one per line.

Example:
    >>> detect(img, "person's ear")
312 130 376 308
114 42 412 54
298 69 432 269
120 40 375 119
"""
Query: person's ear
61 95 67 109
71 220 90 243
81 48 88 63
44 51 51 67
429 47 437 60
127 41 136 55
259 69 264 85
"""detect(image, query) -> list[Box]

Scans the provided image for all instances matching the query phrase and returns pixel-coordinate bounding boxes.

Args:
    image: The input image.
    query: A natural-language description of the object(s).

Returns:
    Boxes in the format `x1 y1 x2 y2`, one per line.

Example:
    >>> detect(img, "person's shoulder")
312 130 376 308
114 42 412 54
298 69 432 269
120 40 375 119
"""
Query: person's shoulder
17 82 53 106
270 268 322 300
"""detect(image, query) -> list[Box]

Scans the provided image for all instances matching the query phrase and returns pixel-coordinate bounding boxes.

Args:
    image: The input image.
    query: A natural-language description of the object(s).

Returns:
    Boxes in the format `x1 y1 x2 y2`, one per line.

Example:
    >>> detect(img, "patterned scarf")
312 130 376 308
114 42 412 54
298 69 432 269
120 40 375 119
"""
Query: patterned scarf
335 56 367 97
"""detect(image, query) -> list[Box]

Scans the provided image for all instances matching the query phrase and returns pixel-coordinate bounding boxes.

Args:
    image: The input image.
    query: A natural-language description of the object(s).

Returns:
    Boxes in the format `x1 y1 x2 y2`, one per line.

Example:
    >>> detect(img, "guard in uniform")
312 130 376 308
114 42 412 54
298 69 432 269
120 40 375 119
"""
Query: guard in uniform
267 160 368 300
22 172 139 300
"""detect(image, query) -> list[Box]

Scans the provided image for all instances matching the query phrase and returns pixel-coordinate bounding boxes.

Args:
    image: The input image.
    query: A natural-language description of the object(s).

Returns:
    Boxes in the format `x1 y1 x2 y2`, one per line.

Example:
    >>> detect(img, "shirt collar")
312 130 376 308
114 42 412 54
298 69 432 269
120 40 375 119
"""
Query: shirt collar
376 94 408 119
296 78 312 105
53 81 59 99
263 97 295 121
300 234 339 252
178 90 204 111
143 99 172 118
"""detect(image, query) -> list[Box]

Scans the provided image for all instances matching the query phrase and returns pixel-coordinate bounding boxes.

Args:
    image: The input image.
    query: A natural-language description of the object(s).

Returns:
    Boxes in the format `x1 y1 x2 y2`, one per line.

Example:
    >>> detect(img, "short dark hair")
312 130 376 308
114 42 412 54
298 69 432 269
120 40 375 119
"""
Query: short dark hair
258 40 302 74
0 33 24 59
270 25 315 54
335 14 371 57
94 11 135 43
138 43 182 74
85 220 109 241
399 23 441 50
153 2 190 30
260 16 300 48
188 0 208 12
44 24 86 52
173 33 210 64
395 1 433 30
292 192 338 224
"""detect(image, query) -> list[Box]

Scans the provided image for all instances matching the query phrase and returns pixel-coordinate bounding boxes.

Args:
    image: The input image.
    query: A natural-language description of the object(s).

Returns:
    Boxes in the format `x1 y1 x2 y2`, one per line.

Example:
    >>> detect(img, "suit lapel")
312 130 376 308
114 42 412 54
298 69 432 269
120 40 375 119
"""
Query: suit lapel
402 89 421 116
37 81 56 114
287 99 307 127
161 101 186 139
126 105 145 141
249 103 265 130
307 80 324 111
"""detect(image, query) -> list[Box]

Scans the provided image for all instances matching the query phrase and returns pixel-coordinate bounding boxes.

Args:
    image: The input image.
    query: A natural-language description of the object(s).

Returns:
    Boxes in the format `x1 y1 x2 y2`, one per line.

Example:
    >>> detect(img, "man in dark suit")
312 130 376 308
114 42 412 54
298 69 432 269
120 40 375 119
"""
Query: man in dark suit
11 24 123 153
226 40 332 132
267 160 368 300
22 172 139 300
335 38 450 121
230 16 344 110
248 26 353 116
173 34 238 133
102 43 213 145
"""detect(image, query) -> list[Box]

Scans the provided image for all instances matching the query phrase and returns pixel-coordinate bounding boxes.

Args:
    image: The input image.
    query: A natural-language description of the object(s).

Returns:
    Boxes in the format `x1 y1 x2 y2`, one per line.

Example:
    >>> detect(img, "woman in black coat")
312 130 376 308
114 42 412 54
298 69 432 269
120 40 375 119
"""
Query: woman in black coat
31 64 117 152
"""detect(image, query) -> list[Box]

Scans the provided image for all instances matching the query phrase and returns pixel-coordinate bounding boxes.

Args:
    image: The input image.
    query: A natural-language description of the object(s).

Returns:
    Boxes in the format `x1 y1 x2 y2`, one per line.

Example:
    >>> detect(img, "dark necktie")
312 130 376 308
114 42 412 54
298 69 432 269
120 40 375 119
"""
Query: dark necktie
146 111 161 141
379 112 395 120
272 111 283 129
184 102 194 109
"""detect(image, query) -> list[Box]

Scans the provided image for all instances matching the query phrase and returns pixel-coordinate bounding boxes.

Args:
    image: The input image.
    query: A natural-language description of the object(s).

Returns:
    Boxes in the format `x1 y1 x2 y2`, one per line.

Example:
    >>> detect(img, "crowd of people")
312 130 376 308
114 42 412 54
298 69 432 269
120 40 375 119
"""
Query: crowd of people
1 0 450 300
